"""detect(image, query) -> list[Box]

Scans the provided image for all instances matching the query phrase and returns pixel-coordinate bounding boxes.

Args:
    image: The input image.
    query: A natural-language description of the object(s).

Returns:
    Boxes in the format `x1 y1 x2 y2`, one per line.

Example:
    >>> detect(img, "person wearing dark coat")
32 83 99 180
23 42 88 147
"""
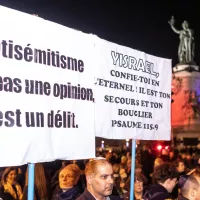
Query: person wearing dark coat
0 186 16 200
76 158 122 200
143 163 179 200
77 189 121 200
143 184 172 200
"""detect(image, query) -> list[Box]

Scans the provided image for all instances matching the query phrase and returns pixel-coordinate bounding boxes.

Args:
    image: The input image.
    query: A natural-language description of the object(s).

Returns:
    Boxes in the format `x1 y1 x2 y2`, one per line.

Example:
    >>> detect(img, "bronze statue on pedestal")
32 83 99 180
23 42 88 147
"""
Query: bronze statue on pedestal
169 16 195 64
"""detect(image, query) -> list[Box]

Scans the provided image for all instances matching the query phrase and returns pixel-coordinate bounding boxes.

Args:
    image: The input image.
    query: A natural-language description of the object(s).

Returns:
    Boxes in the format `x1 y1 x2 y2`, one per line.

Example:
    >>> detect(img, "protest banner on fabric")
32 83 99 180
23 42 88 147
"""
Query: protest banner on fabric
0 5 172 167
94 39 172 140
0 6 96 166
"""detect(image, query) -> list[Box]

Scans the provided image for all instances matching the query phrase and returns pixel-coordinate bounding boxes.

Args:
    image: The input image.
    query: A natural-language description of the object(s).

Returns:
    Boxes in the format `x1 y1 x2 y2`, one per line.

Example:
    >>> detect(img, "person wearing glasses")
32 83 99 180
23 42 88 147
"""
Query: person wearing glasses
77 157 122 200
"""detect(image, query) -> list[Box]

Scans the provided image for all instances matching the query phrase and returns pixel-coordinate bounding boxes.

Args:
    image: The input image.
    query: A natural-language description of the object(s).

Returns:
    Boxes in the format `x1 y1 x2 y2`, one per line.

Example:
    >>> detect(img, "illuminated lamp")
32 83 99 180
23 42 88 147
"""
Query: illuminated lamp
157 145 162 151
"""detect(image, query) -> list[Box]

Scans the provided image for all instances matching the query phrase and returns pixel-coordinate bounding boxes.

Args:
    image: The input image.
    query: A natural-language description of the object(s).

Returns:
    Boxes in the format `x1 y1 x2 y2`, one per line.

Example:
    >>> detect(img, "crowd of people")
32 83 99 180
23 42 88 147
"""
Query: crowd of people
0 144 200 200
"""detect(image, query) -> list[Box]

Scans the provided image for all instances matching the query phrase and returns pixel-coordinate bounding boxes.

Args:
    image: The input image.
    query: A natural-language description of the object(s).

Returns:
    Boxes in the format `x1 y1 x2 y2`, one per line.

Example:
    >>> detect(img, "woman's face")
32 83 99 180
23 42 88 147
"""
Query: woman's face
177 162 185 173
59 168 77 189
6 170 17 184
134 180 143 193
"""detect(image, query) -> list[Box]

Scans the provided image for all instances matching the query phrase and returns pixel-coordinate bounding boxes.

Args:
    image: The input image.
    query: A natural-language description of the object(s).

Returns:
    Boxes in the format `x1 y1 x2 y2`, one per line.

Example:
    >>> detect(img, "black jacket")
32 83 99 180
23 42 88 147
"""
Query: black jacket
143 184 172 200
76 189 122 200
0 186 16 200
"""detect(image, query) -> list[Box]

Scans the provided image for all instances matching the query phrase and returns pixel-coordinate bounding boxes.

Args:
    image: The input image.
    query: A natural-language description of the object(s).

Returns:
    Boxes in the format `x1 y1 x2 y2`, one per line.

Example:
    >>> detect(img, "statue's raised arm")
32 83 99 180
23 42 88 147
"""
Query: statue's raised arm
169 16 180 34
169 16 195 64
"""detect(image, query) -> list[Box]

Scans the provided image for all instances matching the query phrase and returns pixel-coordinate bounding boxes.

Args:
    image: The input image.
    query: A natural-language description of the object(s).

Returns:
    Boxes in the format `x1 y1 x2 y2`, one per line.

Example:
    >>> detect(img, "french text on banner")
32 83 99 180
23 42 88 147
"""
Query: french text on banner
93 39 172 140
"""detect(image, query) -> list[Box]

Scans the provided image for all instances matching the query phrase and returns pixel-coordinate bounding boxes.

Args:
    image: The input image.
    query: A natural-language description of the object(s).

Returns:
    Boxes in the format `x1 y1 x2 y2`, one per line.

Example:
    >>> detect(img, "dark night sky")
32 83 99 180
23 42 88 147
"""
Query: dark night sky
0 0 200 66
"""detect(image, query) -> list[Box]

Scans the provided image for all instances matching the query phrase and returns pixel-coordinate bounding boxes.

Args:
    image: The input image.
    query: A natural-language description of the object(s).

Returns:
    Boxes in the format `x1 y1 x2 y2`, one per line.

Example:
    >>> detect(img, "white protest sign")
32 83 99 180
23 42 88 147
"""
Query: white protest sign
94 39 172 140
0 6 95 166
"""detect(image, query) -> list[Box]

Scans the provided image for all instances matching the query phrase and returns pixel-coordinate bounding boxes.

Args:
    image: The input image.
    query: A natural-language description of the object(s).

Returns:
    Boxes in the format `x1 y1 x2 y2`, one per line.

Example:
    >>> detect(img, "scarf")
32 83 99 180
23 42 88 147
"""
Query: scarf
55 185 80 200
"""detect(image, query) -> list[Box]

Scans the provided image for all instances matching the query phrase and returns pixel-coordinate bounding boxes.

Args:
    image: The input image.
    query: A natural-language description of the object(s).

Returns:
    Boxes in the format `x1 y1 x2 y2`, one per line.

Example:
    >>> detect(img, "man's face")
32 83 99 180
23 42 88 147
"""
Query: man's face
89 163 114 199
59 168 77 189
167 178 177 193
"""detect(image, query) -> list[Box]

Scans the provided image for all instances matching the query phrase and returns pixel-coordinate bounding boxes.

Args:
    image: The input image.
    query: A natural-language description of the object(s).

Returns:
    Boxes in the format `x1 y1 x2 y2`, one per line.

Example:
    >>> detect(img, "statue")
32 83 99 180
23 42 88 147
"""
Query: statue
169 16 195 64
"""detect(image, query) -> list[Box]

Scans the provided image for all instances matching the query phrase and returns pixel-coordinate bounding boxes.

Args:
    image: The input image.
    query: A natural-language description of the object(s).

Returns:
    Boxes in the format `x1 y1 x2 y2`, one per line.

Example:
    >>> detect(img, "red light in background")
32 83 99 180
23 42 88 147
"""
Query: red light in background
157 145 162 151
165 145 169 150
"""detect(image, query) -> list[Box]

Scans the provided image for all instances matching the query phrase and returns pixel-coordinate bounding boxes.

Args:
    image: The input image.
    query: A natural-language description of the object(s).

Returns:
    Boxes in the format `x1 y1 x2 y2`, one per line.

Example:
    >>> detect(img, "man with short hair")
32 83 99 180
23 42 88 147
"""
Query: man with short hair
77 158 122 200
178 175 200 200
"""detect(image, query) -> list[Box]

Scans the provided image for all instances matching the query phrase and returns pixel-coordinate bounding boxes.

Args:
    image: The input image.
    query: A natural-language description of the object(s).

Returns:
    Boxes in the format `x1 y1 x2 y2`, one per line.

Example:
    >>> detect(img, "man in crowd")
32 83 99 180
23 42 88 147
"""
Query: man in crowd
77 157 122 200
178 174 200 200
143 163 179 200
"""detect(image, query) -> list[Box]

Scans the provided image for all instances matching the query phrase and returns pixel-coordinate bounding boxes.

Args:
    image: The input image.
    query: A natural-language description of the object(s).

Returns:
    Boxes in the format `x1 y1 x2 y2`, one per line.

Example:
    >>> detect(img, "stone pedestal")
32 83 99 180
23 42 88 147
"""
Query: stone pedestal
171 64 200 145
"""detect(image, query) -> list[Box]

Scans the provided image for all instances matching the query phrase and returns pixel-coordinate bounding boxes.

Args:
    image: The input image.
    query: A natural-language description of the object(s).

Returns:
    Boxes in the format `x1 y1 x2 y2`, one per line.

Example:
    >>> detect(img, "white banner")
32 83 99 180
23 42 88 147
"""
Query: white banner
0 6 95 166
0 6 172 167
94 39 172 140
